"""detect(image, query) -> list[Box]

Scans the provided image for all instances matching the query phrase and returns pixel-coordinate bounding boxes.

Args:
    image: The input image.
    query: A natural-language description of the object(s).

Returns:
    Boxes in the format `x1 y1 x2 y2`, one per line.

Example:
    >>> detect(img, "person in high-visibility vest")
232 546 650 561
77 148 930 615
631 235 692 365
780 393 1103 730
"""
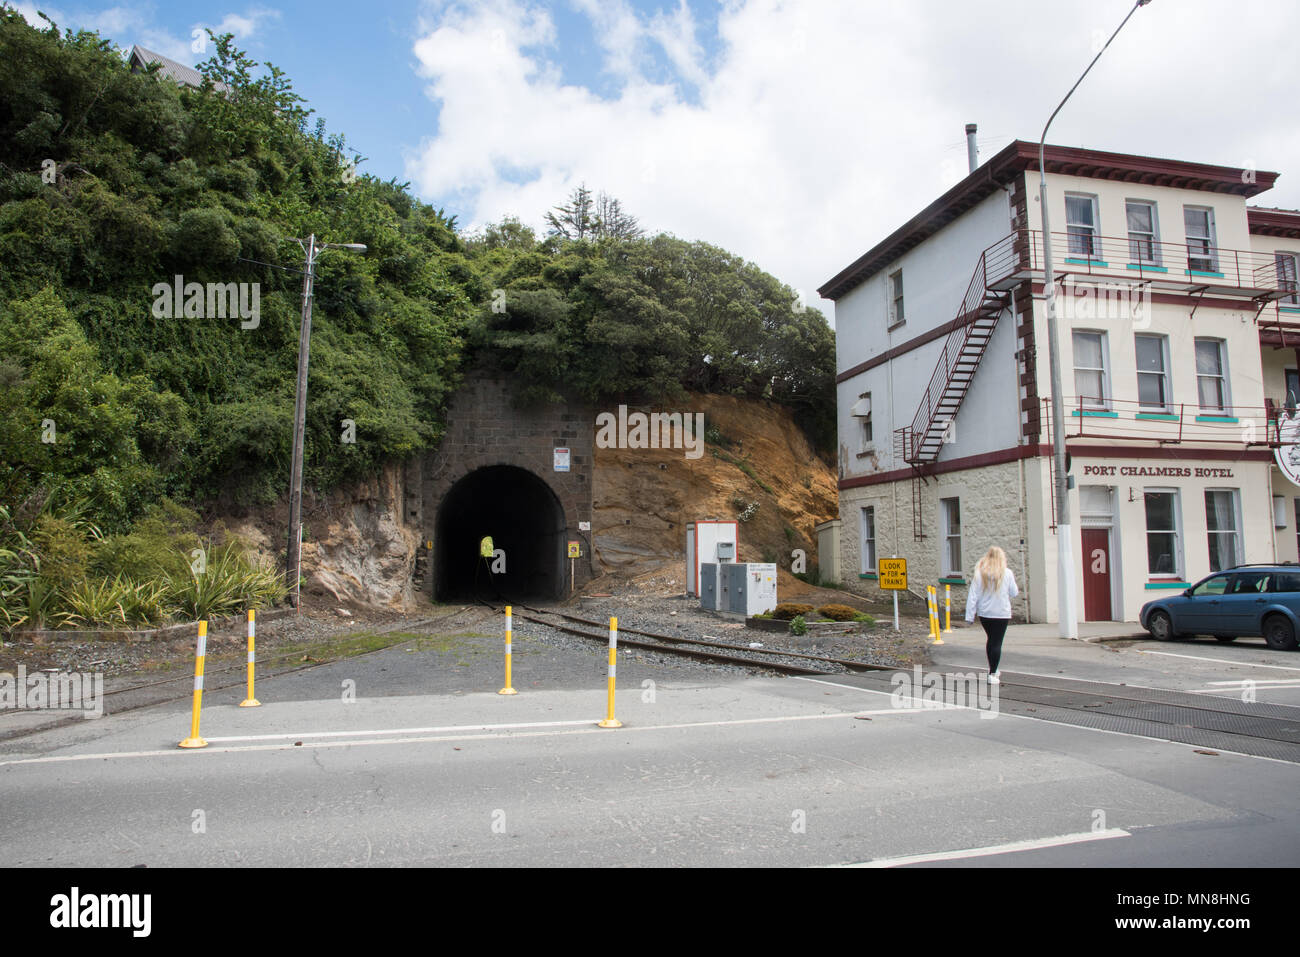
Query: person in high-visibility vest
964 546 1018 686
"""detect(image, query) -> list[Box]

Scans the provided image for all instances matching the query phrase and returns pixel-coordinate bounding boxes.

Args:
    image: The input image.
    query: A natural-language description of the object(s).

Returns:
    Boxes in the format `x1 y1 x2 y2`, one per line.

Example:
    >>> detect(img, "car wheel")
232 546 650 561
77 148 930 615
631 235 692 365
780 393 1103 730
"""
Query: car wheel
1215 635 1238 643
1148 610 1176 641
1263 616 1298 651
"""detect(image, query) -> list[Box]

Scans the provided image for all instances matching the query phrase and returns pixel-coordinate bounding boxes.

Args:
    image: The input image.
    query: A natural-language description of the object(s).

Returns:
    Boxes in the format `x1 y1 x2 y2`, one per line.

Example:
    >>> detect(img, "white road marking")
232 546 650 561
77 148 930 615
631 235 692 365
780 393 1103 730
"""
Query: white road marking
835 828 1131 868
204 718 596 743
1136 650 1300 671
0 707 924 768
795 676 1300 766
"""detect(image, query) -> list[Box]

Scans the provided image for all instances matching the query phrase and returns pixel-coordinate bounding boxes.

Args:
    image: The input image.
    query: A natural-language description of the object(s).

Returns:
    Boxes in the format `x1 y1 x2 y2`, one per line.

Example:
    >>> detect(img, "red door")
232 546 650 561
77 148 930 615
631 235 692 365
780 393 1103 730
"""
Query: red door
1081 528 1112 621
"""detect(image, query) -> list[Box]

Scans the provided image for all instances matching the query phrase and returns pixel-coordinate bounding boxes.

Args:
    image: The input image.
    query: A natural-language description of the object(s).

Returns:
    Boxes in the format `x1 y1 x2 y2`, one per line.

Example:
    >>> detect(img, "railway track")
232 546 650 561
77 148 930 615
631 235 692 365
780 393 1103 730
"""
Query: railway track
509 603 893 677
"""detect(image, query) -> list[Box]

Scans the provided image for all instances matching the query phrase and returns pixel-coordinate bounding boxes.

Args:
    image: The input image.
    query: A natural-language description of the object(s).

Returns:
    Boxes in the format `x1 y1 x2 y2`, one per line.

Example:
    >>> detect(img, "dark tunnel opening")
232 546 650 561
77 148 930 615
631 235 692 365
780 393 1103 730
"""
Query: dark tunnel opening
435 466 567 603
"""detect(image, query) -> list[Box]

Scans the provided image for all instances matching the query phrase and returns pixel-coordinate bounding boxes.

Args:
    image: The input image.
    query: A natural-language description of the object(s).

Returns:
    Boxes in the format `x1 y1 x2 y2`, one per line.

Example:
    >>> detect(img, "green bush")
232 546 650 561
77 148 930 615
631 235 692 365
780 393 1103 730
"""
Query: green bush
817 603 860 622
772 602 814 621
789 615 808 636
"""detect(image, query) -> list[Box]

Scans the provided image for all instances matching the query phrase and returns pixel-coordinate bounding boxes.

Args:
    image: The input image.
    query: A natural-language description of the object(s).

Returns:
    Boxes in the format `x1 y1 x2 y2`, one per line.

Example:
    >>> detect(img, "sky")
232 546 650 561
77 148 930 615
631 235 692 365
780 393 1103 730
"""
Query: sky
7 0 1300 323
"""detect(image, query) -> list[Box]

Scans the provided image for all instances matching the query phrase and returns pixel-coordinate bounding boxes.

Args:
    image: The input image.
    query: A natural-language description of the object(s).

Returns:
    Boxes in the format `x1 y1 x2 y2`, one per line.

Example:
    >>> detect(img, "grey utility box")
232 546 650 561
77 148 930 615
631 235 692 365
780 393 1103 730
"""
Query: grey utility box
699 562 720 611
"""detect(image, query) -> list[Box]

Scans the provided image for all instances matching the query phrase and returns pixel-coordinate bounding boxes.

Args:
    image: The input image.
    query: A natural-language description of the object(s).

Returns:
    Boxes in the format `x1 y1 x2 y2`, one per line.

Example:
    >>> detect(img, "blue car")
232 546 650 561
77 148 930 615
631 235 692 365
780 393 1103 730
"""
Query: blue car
1140 565 1300 650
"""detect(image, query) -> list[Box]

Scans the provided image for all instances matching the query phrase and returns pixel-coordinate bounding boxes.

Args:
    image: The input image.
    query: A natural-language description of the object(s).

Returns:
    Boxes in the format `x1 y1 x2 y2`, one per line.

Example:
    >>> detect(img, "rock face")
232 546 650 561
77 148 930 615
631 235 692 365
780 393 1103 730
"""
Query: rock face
299 464 419 610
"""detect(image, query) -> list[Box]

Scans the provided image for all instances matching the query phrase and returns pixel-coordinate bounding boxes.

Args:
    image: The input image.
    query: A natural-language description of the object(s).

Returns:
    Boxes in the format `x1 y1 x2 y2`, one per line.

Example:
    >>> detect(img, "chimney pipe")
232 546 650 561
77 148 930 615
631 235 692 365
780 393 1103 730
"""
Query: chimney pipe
965 123 979 173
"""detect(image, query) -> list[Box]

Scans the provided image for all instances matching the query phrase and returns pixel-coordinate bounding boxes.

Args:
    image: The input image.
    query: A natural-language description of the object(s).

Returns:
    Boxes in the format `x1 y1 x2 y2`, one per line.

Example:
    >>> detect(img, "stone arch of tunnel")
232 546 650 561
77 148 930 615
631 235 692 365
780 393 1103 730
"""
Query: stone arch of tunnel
434 465 568 602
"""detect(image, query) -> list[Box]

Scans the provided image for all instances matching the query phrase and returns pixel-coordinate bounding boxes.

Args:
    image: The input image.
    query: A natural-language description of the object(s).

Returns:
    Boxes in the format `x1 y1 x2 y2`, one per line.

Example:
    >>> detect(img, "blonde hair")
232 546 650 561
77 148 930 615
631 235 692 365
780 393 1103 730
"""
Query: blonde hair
976 546 1008 591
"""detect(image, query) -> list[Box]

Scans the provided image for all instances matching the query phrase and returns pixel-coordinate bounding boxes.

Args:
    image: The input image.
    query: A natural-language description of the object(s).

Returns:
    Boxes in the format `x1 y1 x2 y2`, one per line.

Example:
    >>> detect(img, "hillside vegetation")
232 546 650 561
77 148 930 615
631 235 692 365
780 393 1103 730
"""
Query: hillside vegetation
0 12 836 628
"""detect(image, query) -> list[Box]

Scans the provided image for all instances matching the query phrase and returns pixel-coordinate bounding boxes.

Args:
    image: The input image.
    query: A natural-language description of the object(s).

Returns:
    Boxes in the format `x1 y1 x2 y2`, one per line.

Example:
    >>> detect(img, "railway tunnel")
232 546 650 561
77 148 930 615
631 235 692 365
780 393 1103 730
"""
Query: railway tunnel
434 465 568 602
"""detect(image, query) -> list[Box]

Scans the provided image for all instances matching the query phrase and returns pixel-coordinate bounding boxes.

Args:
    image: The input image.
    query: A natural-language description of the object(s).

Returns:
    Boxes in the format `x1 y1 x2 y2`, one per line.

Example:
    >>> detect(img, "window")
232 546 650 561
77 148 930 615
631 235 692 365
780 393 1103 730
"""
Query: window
1286 369 1300 409
1205 489 1241 573
1277 252 1299 305
1194 338 1229 412
1228 571 1269 593
852 393 872 452
1190 574 1229 596
1184 206 1217 272
888 269 905 327
860 507 876 573
1126 200 1160 264
1135 334 1170 410
1072 330 1109 409
940 498 961 577
1144 489 1181 578
1294 499 1300 562
1066 194 1100 257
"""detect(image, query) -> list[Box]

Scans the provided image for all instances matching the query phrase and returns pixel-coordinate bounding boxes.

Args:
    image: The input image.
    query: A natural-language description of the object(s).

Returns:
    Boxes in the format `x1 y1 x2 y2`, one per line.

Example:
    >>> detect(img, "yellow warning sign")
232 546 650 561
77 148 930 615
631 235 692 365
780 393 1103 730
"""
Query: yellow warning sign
567 541 581 558
878 558 907 590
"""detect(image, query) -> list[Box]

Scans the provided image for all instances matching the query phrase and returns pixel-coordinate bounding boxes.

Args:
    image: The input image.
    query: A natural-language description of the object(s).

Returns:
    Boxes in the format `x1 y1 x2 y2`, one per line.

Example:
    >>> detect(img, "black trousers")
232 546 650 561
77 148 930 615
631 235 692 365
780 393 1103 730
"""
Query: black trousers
979 616 1010 673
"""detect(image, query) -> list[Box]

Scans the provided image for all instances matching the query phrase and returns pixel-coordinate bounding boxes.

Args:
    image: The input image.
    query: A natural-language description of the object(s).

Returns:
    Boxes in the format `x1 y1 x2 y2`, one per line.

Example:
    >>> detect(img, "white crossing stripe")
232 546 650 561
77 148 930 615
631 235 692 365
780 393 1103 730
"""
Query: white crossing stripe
834 828 1131 867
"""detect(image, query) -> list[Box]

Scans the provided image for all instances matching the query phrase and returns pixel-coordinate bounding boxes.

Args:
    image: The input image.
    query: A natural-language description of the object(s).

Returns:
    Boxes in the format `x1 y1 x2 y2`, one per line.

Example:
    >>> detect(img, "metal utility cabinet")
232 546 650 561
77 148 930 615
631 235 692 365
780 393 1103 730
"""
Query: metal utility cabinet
686 521 739 596
717 563 778 617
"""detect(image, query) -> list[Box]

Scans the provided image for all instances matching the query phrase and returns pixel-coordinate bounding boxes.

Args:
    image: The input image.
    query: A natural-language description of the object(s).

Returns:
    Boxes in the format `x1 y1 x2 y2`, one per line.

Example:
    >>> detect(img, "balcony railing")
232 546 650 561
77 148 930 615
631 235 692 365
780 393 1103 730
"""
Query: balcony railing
1015 230 1290 296
1042 396 1283 448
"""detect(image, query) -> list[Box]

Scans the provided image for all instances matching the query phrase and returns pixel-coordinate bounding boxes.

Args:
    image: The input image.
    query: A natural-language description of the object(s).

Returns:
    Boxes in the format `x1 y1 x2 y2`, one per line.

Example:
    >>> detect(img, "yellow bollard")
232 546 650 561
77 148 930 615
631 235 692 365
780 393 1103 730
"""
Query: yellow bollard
598 616 622 728
179 620 209 748
240 609 260 707
928 586 944 645
499 605 518 695
944 584 953 634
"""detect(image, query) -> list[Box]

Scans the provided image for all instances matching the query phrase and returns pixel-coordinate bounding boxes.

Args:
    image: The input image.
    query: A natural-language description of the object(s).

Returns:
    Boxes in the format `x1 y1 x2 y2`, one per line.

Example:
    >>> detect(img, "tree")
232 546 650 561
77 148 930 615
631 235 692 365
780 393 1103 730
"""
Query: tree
592 192 642 241
544 184 595 241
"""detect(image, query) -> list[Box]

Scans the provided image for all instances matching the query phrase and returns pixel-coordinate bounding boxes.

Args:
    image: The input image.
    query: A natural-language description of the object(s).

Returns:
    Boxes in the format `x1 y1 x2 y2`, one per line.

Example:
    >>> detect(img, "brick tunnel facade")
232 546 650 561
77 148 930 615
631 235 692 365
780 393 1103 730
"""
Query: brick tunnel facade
406 368 596 602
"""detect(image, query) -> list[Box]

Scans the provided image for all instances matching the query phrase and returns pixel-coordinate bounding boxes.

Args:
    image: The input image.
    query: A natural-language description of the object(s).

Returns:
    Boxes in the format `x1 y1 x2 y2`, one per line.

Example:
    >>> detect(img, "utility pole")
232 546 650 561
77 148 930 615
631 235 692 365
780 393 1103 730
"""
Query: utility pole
284 234 366 604
1039 0 1152 639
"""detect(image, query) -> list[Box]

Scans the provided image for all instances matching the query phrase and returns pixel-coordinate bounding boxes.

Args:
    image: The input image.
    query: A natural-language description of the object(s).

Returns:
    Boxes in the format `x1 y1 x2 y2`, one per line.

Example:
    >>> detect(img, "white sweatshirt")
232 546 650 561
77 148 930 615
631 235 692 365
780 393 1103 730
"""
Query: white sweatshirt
965 568 1019 622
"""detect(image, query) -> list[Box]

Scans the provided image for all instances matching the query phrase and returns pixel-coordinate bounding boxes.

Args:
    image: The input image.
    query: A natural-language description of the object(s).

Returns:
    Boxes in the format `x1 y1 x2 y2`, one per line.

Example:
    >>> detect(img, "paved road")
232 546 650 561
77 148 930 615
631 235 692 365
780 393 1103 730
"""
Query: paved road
1 622 1297 868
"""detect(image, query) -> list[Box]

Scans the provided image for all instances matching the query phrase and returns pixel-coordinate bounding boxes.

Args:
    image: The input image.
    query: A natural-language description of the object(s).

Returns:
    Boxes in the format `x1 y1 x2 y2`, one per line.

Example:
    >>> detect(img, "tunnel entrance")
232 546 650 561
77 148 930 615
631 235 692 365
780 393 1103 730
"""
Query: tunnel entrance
435 465 567 602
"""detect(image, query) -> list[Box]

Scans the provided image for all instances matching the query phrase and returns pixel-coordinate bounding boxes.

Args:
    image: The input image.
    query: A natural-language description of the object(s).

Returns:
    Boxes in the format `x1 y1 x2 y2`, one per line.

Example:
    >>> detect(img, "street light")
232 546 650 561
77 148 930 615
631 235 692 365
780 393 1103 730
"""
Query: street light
283 234 367 606
1040 0 1152 639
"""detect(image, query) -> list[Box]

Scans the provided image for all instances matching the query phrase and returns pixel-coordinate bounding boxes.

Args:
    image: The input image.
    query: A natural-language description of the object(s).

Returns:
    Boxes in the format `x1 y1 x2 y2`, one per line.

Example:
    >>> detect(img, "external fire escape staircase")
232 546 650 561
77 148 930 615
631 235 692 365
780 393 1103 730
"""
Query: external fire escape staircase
895 238 1016 538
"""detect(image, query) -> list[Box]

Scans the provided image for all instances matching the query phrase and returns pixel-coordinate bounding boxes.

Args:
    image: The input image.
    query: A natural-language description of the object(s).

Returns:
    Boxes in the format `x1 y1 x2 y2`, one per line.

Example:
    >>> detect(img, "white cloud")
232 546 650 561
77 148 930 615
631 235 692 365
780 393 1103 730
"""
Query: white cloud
406 0 1300 324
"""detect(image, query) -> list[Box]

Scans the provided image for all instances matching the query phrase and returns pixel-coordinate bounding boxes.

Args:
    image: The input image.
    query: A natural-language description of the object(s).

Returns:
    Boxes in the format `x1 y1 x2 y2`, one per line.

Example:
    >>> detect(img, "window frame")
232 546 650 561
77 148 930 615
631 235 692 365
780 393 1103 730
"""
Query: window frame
1204 488 1243 574
887 268 905 329
1072 329 1111 411
1125 199 1161 265
860 507 876 574
1065 192 1101 259
1183 205 1218 273
1134 332 1171 412
940 497 962 578
1194 337 1230 413
1144 487 1182 580
1276 251 1299 306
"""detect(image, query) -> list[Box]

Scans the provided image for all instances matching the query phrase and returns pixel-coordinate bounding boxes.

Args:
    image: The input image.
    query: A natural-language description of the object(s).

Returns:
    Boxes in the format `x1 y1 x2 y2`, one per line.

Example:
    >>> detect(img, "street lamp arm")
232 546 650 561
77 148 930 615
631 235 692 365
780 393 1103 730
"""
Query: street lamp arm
1039 0 1151 168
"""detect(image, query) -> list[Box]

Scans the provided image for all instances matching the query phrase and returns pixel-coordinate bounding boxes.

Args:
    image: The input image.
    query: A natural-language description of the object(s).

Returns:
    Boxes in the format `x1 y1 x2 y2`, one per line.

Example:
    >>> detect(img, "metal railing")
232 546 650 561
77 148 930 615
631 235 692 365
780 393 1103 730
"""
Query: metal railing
1023 230 1287 291
1041 396 1281 448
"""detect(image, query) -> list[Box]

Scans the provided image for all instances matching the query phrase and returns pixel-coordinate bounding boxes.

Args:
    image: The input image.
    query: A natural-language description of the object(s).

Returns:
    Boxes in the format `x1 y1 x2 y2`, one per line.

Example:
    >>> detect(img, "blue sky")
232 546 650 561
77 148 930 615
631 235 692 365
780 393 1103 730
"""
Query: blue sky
7 0 1300 315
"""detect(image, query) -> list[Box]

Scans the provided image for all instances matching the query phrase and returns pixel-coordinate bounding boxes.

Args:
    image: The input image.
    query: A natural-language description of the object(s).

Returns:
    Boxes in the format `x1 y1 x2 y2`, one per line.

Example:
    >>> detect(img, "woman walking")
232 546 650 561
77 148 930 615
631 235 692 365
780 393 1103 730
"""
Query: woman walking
964 546 1018 685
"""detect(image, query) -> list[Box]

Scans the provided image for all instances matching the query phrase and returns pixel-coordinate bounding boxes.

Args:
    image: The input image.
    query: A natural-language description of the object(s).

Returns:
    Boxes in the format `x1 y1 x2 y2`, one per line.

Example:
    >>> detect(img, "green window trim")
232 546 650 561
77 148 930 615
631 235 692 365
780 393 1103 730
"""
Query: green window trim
1185 268 1225 278
1194 414 1237 423
1145 581 1189 589
938 577 966 585
1135 412 1179 421
1063 258 1110 268
859 573 878 580
1280 306 1300 314
1126 263 1168 273
1071 409 1119 418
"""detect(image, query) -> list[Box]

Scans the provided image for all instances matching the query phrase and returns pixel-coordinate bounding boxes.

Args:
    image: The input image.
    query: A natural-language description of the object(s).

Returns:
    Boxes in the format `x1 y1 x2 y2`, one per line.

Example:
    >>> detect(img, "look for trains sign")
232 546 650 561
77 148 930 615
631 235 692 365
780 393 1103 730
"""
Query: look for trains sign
878 558 908 590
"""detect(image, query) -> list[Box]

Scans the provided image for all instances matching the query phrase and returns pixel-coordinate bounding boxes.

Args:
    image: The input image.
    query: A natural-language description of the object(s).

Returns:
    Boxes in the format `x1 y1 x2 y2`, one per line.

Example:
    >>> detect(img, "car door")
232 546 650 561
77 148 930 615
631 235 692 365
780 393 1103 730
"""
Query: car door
1269 571 1300 625
1173 573 1231 634
1219 570 1271 635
